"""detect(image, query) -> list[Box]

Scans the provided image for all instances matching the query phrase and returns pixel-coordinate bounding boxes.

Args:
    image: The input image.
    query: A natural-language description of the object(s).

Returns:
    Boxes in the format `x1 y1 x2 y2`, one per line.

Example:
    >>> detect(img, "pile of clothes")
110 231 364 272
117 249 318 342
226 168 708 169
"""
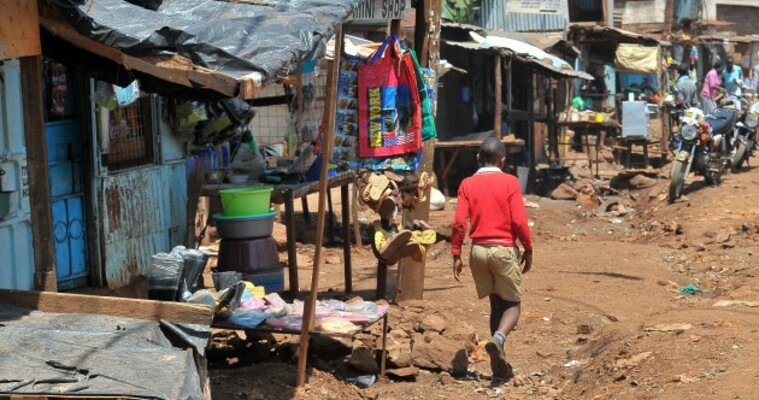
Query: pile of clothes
207 282 388 333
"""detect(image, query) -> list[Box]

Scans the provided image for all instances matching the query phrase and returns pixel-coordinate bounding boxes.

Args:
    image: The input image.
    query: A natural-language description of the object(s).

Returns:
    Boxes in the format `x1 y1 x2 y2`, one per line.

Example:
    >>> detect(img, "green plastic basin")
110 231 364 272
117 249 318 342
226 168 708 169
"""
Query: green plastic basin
220 187 273 216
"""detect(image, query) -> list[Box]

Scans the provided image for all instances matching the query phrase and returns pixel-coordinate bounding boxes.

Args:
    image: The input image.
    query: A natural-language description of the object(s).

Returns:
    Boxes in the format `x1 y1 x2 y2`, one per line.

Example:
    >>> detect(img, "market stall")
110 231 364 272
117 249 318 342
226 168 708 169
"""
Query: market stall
567 23 668 168
438 24 592 192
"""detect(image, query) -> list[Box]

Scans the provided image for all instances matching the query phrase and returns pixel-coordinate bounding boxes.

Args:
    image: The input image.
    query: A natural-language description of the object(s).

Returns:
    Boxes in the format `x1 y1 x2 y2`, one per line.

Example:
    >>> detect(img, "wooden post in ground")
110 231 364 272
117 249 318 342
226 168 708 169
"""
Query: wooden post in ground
20 55 57 292
396 0 441 303
494 55 502 139
296 26 343 388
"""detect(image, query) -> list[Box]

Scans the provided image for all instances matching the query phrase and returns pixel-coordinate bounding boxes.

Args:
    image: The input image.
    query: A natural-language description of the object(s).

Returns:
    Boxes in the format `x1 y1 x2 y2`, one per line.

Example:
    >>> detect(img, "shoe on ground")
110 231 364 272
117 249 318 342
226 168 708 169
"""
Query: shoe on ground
485 337 514 382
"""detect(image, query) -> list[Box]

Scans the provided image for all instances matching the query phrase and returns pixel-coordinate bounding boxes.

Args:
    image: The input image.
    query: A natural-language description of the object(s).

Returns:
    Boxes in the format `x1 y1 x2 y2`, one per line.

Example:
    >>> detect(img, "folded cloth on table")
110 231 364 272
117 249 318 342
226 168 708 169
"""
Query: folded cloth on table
264 292 287 307
229 309 268 328
266 316 303 331
315 317 358 334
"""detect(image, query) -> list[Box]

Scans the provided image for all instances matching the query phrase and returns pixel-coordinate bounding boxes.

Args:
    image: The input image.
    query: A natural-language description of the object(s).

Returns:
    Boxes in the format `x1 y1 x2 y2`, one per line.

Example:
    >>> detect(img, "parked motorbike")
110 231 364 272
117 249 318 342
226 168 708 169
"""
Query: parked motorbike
731 101 758 170
669 107 733 203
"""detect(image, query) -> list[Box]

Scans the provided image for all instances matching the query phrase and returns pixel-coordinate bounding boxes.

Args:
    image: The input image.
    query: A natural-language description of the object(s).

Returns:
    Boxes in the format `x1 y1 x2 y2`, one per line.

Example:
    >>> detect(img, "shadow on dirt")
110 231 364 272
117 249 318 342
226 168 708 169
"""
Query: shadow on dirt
559 271 643 281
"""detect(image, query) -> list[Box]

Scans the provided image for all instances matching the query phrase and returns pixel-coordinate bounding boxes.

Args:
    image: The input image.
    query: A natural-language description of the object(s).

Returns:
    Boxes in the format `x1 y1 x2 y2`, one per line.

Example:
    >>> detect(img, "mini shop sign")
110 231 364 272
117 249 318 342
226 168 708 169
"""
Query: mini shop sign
352 0 409 20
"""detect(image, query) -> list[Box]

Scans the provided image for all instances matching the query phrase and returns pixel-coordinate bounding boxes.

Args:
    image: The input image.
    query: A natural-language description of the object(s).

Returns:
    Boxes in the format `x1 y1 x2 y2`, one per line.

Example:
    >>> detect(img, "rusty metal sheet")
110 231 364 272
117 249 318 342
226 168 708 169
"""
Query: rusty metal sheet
101 163 187 288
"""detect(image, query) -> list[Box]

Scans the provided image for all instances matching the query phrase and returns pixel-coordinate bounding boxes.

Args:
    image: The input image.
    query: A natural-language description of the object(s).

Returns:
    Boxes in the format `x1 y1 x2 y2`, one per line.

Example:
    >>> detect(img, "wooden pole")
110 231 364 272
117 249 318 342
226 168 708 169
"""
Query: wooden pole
351 183 362 246
601 0 608 26
664 0 675 33
19 56 57 292
396 0 441 302
494 55 502 139
414 0 431 62
295 25 343 388
389 19 401 36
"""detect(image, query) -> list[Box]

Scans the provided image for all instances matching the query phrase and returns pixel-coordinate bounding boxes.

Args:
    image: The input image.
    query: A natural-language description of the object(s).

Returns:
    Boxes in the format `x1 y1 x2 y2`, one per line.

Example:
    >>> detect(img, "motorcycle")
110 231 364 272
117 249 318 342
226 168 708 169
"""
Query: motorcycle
669 107 733 203
731 101 758 170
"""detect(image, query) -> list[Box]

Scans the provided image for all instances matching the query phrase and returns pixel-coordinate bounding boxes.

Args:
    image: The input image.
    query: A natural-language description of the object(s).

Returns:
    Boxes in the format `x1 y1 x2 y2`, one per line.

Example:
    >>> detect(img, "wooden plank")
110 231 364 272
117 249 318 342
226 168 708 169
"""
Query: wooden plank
414 0 431 63
19 56 57 293
397 139 435 302
0 0 41 60
435 139 525 148
396 0 441 303
296 25 344 388
0 289 214 325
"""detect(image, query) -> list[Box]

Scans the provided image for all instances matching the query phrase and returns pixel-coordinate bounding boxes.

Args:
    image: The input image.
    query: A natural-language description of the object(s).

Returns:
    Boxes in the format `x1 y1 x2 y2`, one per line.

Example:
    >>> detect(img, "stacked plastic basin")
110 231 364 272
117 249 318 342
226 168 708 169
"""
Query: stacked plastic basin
214 187 284 293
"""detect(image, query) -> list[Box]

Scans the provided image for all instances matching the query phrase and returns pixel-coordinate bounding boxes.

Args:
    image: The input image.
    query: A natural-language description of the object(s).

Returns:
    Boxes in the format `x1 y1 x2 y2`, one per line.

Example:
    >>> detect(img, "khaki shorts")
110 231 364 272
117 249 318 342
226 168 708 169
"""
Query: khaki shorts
469 245 522 302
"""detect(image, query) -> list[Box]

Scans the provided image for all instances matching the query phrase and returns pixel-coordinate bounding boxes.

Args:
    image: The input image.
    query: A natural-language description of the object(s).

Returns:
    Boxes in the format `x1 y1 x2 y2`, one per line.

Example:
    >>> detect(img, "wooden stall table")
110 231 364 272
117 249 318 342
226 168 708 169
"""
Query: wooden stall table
555 120 621 178
213 311 389 376
201 171 356 297
435 131 526 196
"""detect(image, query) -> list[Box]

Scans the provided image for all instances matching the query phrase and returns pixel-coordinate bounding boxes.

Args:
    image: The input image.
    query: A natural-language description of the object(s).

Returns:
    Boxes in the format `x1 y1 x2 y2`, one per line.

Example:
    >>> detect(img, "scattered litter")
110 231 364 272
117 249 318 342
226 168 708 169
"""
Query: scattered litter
524 199 540 209
563 359 587 368
644 323 693 332
490 388 503 397
608 218 623 224
542 317 551 322
528 221 535 228
671 374 699 383
713 300 759 308
345 374 376 388
615 351 652 368
678 284 703 295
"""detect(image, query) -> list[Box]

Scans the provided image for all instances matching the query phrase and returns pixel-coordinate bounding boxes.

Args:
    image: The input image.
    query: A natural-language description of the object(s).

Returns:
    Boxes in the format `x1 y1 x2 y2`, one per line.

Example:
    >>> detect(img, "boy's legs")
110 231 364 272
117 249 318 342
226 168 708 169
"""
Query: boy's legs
490 295 521 337
484 246 522 381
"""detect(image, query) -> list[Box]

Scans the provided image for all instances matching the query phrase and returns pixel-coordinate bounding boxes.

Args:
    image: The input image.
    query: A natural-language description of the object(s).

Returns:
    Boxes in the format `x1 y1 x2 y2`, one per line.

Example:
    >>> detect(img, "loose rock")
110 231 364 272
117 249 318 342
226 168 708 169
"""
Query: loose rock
418 314 447 333
551 183 579 200
630 175 657 189
348 346 379 374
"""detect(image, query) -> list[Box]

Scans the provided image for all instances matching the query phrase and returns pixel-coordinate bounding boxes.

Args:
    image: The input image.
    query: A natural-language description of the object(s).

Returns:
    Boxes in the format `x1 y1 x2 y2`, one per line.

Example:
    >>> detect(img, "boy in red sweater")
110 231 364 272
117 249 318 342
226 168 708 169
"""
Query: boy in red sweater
451 137 533 381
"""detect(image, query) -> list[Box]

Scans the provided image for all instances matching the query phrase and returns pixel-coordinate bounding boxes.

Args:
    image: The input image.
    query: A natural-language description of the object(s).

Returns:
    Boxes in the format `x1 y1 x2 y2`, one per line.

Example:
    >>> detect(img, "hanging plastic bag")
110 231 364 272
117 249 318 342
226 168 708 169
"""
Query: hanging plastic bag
114 80 140 107
357 35 422 158
405 49 437 141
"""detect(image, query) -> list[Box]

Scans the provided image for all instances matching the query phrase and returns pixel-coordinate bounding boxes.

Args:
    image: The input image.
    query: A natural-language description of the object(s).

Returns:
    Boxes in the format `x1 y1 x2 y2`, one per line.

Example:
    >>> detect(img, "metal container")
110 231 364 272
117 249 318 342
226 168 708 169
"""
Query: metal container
213 211 277 239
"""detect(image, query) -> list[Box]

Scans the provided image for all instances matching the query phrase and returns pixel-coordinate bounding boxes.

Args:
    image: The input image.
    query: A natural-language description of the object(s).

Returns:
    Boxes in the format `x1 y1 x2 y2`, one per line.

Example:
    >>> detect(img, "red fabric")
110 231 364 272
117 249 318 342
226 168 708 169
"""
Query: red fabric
451 170 533 256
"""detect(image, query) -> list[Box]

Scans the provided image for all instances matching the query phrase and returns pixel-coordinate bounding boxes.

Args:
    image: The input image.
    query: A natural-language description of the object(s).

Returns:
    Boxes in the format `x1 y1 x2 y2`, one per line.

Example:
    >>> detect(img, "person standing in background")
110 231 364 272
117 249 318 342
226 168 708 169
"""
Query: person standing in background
721 56 743 96
675 64 697 108
701 62 723 115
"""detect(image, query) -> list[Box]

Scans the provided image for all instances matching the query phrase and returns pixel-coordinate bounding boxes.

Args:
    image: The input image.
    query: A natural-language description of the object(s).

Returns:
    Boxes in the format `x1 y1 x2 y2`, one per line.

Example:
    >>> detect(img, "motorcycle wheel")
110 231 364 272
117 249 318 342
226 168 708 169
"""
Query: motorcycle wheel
731 140 748 171
669 152 688 203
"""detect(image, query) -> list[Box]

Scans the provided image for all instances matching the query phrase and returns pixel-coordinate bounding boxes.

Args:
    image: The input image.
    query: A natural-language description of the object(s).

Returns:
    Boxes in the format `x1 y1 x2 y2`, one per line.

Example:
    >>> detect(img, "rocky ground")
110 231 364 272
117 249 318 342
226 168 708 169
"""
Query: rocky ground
207 155 759 400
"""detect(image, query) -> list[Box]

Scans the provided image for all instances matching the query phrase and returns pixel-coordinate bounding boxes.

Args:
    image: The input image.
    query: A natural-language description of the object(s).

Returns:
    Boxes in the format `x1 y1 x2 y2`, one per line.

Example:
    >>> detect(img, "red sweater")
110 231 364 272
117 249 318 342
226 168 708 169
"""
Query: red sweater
451 168 533 256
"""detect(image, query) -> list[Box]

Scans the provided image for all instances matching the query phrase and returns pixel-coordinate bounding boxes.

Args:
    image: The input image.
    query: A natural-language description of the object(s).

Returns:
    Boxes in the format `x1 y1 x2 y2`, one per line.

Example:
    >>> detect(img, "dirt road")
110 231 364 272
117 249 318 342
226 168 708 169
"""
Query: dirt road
210 164 759 399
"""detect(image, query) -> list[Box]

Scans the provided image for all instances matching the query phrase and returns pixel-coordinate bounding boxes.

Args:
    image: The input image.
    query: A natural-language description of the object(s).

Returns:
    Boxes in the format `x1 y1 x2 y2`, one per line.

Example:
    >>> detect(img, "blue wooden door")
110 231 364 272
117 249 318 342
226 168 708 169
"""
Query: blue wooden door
44 61 88 290
47 120 88 289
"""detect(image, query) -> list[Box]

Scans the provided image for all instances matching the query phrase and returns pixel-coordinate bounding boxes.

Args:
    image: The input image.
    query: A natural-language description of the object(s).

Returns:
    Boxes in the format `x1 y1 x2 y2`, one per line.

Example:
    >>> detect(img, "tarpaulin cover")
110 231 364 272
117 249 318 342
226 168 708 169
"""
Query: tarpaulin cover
0 304 208 399
53 0 359 82
615 44 661 74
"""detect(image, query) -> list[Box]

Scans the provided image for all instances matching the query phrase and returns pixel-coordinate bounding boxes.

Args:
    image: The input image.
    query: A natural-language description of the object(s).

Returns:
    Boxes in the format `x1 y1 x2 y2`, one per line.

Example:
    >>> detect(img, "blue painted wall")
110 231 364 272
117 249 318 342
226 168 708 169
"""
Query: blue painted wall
0 60 34 290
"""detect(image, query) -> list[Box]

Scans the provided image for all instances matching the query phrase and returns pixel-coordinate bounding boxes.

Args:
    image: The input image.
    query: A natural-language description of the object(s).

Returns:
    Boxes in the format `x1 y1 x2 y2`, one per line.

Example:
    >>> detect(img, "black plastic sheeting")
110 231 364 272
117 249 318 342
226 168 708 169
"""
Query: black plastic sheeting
0 304 209 399
53 0 359 83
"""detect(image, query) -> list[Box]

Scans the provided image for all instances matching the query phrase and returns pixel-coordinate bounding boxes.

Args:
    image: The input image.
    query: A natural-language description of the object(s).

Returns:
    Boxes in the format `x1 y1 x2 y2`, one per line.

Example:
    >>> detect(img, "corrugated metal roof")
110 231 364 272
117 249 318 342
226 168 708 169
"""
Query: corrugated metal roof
507 12 566 32
442 36 593 80
480 0 567 32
